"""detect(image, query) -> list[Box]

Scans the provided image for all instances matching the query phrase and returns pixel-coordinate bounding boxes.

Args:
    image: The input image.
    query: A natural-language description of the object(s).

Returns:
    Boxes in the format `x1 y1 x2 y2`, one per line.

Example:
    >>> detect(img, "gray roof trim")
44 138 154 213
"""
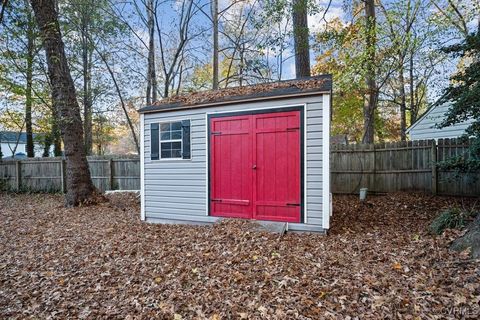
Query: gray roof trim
139 89 331 114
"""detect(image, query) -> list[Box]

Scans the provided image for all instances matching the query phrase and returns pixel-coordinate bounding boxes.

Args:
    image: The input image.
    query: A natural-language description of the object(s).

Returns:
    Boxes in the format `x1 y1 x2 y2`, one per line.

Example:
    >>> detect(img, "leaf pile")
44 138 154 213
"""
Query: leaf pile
0 193 479 319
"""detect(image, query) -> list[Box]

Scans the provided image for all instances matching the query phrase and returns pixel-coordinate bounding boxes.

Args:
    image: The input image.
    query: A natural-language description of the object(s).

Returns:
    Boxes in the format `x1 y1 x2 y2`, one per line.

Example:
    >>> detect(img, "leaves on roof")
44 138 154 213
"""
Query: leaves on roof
151 77 330 108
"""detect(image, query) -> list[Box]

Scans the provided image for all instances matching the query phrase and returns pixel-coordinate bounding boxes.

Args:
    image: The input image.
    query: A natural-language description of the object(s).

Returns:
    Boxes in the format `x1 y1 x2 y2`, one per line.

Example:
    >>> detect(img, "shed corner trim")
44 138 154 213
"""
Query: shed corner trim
322 93 331 229
140 113 146 221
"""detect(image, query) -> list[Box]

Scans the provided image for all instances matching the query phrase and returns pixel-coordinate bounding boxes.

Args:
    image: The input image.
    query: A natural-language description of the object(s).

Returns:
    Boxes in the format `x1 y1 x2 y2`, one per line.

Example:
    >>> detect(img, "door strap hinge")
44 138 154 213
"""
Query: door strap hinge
286 203 300 206
211 131 222 135
211 198 223 202
286 127 299 131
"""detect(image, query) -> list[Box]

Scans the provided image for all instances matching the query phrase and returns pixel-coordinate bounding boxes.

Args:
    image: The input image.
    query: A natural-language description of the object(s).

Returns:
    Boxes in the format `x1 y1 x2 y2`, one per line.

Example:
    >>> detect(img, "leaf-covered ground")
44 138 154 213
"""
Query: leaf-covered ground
0 193 479 319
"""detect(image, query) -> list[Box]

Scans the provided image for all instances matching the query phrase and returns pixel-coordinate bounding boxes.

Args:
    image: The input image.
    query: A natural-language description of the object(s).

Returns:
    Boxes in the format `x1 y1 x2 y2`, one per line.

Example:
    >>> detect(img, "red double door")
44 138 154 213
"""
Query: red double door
210 111 301 223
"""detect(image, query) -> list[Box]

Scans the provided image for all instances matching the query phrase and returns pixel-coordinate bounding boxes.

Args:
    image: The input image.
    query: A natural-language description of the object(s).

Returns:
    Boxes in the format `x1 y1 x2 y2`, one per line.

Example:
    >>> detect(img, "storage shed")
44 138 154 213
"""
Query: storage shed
138 75 332 233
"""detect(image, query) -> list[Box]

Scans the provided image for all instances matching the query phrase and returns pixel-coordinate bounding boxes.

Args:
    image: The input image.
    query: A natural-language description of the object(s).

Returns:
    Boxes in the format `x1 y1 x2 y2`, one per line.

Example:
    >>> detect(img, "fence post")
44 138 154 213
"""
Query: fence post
372 143 376 192
60 159 66 193
431 140 438 195
109 159 114 190
15 160 21 191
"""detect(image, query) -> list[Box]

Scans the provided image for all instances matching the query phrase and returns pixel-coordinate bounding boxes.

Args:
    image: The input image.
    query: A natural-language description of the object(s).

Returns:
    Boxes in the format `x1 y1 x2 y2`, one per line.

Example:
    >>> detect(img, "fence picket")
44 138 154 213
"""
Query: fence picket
330 138 479 196
0 156 140 192
1 139 478 196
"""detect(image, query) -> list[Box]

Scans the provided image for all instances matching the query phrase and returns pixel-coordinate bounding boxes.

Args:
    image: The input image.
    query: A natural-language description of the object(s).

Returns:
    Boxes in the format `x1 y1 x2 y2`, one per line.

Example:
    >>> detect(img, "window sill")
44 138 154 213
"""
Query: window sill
148 158 192 163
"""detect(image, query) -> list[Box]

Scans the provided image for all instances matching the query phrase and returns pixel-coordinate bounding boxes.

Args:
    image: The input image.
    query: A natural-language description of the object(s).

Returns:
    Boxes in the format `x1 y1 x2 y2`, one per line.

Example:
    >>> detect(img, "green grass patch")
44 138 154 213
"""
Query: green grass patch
429 208 477 235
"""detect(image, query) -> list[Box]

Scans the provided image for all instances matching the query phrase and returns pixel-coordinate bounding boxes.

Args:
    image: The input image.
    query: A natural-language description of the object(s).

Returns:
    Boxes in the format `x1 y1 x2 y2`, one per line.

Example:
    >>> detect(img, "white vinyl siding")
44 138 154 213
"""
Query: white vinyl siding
408 104 474 141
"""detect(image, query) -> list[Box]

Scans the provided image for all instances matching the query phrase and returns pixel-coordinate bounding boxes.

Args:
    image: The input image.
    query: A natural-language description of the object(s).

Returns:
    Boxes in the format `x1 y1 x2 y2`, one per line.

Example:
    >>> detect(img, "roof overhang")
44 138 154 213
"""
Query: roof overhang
139 90 331 114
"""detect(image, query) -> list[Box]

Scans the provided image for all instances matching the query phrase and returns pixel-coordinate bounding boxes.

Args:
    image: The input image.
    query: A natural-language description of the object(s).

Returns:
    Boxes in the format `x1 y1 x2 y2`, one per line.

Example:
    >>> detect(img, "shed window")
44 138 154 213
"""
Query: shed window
151 120 190 160
161 141 182 158
160 122 182 141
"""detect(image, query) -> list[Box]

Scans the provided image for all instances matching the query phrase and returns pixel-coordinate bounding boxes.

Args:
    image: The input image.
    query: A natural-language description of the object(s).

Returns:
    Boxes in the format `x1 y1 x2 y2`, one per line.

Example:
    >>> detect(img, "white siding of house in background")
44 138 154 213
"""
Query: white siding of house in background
142 95 329 232
1 142 23 157
33 144 49 157
1 142 50 158
408 104 474 141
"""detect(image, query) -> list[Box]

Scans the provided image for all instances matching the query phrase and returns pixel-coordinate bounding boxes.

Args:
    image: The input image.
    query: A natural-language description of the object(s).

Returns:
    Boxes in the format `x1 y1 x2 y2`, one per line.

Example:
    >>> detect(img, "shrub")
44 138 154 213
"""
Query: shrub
428 208 476 235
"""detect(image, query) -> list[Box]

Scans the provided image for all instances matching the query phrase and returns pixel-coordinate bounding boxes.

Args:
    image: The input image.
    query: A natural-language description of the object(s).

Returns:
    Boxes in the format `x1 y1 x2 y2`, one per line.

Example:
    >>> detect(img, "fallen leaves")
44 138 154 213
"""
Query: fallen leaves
392 262 402 271
174 313 182 320
0 192 478 319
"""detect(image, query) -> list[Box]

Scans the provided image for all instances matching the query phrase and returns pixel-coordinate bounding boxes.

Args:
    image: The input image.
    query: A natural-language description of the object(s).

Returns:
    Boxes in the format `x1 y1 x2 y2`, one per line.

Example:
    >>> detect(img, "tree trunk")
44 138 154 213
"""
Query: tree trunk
362 0 376 144
398 57 407 141
30 0 95 206
408 49 417 125
239 43 244 86
81 8 93 155
25 0 35 157
0 0 8 25
82 46 93 155
146 0 157 104
292 0 310 78
51 109 62 157
42 133 52 157
450 214 480 259
212 0 219 89
164 75 170 98
53 132 62 156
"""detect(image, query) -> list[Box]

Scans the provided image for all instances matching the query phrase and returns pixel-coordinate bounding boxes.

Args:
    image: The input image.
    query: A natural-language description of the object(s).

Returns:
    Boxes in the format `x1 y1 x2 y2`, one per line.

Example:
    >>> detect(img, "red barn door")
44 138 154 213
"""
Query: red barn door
253 111 301 222
210 110 301 223
210 115 253 219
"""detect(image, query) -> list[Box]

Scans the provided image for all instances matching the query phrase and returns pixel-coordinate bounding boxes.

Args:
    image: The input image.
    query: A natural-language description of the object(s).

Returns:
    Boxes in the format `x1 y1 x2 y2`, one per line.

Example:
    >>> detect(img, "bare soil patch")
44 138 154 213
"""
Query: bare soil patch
0 193 478 319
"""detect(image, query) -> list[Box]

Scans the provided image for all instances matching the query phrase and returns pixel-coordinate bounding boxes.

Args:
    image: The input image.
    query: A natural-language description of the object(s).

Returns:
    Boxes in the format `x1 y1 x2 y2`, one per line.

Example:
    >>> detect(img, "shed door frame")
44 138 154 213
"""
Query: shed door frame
207 105 305 223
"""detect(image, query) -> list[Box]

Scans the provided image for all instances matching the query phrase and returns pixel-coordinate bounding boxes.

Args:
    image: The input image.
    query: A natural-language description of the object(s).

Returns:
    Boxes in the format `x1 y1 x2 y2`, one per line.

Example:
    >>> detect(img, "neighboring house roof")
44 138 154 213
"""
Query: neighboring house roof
406 103 474 140
0 131 43 144
405 105 437 134
2 152 27 160
138 75 332 114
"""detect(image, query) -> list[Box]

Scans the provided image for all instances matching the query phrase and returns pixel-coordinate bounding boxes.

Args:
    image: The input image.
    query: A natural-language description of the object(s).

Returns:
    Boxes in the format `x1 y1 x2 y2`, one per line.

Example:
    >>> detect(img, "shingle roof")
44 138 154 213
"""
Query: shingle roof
138 75 332 114
0 131 43 144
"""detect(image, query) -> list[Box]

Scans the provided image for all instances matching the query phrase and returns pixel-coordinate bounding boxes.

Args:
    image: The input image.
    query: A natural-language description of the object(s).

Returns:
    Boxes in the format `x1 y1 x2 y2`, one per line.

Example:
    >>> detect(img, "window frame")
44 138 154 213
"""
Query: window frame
154 118 192 161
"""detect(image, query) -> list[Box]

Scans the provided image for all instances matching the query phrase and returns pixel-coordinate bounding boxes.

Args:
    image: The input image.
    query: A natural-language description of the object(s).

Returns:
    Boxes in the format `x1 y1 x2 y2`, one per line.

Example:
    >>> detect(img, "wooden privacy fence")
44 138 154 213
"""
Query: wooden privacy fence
331 138 480 196
0 156 140 193
1 138 478 196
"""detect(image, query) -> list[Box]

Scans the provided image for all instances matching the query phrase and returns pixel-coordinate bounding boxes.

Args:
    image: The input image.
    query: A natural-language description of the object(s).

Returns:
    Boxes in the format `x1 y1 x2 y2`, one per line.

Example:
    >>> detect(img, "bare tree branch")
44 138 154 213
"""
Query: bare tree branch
0 0 8 25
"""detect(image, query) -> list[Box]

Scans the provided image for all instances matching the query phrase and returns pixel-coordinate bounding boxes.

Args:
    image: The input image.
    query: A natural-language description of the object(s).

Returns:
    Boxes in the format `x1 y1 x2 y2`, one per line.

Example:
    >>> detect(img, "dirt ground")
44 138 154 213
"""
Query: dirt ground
0 192 479 319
